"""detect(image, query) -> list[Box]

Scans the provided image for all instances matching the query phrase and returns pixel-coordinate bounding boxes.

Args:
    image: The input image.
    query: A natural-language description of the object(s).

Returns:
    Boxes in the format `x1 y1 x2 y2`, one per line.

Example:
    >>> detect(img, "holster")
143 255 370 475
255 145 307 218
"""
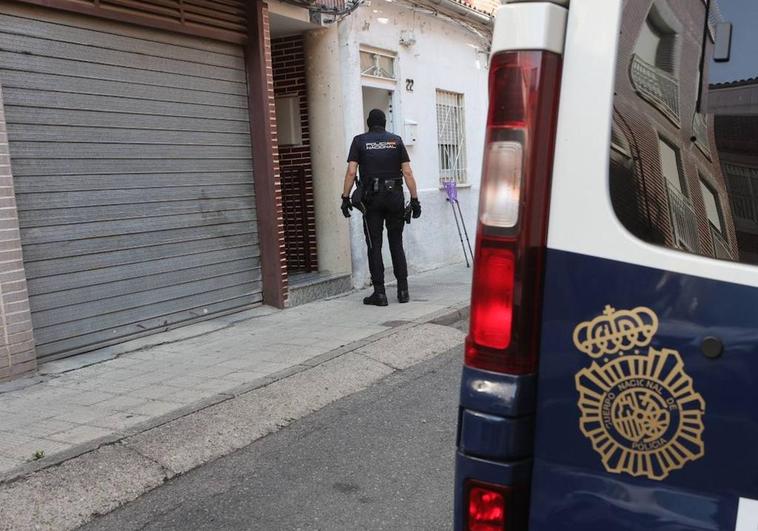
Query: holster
351 179 366 212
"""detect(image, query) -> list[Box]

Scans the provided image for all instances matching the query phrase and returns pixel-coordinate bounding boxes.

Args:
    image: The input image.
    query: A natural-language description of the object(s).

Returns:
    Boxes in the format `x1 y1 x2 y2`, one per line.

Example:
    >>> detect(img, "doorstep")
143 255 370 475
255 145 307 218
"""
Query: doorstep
287 271 353 307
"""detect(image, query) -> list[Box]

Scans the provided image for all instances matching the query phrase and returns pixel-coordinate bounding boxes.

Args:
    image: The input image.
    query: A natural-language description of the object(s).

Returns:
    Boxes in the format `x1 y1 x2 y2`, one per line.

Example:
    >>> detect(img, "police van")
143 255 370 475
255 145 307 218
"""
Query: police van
455 0 758 529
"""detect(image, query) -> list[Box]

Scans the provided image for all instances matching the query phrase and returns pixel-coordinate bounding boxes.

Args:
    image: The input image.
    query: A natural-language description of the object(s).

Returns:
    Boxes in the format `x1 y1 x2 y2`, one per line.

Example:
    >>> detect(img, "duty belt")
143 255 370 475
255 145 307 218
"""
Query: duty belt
369 178 403 192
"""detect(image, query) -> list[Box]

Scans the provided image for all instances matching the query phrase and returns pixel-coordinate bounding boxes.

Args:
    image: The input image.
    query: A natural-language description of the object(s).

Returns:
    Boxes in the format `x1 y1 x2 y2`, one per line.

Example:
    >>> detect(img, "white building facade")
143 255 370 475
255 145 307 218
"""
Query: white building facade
337 0 493 288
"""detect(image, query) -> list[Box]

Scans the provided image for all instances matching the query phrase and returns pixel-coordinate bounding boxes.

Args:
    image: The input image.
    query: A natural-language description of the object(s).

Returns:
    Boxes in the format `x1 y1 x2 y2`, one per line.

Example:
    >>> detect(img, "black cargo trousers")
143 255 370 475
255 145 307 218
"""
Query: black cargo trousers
363 183 408 293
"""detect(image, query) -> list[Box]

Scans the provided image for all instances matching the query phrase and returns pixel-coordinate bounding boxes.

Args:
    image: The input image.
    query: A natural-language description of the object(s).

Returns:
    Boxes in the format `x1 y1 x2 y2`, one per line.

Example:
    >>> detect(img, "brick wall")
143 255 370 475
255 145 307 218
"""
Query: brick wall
611 0 738 258
0 85 36 381
272 35 318 273
259 2 288 304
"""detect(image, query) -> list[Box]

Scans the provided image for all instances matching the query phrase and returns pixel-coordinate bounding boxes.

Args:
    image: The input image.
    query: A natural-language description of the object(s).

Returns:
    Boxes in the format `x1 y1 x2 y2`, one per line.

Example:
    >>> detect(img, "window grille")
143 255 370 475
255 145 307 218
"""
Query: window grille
724 162 758 224
436 90 467 184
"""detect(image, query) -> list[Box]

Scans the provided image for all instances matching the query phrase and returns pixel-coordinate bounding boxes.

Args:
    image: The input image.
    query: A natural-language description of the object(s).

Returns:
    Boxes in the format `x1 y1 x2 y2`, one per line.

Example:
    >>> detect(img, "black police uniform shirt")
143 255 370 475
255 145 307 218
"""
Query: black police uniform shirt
347 128 410 180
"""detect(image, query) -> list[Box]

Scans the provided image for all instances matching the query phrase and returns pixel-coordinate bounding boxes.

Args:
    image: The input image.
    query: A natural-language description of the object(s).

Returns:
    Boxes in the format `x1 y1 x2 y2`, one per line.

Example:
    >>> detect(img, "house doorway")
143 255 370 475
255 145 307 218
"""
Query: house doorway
362 87 395 132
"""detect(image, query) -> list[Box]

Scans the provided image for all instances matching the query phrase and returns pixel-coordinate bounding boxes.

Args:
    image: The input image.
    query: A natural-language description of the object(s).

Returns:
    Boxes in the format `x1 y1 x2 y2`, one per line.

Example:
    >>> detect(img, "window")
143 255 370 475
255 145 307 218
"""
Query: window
360 49 396 80
436 90 467 184
658 137 685 193
630 4 680 122
609 0 758 265
634 6 677 74
700 177 733 259
700 179 724 232
636 16 664 67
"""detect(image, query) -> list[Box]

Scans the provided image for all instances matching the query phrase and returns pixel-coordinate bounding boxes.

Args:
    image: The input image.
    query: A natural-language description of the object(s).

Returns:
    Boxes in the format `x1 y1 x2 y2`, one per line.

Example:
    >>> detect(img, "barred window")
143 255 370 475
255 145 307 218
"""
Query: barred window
436 90 467 184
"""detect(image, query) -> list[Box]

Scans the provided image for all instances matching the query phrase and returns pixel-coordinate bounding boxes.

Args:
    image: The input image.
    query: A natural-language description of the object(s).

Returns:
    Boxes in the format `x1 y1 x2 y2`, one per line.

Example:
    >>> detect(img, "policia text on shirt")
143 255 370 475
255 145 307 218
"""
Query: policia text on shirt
341 109 421 306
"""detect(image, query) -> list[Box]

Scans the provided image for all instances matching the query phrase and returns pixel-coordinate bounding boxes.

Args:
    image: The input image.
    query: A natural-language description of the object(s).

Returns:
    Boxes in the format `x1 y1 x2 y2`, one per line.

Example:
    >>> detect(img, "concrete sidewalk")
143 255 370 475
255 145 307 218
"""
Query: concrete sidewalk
0 264 471 480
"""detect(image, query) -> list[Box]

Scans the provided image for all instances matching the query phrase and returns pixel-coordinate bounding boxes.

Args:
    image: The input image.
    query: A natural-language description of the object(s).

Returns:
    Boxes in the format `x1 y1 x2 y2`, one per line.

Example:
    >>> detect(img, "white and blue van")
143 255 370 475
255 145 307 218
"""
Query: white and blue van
455 0 758 529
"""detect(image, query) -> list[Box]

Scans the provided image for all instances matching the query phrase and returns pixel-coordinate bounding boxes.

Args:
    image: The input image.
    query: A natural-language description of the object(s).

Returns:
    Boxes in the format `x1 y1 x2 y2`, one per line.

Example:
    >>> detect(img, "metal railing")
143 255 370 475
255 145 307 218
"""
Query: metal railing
729 192 756 223
665 181 699 252
692 113 711 157
710 225 734 260
724 163 758 224
630 54 680 123
312 0 362 13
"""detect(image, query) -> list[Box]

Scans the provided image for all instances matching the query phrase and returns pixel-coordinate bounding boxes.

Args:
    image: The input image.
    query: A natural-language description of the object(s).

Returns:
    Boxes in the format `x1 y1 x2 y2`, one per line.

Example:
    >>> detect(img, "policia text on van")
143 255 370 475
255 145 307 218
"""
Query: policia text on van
341 109 421 307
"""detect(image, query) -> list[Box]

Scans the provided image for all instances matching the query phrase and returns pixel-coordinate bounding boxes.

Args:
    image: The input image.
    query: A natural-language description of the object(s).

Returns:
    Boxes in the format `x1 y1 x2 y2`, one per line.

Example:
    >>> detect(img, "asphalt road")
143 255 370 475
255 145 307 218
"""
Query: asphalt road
84 333 464 531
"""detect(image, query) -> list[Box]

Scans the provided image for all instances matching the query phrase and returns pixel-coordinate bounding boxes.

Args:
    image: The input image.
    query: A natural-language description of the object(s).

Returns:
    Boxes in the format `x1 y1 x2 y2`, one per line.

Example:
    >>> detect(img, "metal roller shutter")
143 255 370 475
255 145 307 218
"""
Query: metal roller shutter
0 6 262 360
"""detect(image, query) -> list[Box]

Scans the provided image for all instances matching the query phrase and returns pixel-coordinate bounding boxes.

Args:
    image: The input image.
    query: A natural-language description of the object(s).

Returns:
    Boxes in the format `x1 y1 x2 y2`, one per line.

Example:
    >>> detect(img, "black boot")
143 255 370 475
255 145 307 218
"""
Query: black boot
363 292 388 306
397 289 409 303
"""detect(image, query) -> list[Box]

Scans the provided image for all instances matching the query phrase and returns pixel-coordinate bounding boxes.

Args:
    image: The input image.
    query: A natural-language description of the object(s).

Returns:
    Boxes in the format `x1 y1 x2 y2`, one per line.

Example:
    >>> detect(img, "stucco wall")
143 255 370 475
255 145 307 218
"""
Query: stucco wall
338 2 489 288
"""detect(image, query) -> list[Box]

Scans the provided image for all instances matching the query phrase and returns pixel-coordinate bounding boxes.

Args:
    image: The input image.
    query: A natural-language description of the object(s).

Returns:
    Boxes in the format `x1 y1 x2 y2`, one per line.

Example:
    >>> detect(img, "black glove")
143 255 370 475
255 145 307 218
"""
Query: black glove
341 195 353 218
410 198 421 219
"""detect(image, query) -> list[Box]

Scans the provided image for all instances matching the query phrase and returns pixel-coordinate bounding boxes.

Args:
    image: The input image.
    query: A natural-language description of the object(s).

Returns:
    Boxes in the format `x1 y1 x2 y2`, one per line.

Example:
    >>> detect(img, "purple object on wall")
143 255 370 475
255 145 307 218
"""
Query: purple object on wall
444 180 458 204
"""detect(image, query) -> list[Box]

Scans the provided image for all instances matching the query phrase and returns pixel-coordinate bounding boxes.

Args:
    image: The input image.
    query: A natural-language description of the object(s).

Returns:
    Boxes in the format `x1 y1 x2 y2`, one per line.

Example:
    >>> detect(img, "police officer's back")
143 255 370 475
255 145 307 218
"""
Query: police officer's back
341 109 421 305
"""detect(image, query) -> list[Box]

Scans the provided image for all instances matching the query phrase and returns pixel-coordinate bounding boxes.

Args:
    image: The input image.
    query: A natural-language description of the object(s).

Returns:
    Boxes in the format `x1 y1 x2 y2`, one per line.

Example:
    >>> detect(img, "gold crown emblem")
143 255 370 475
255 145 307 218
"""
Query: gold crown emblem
572 305 658 359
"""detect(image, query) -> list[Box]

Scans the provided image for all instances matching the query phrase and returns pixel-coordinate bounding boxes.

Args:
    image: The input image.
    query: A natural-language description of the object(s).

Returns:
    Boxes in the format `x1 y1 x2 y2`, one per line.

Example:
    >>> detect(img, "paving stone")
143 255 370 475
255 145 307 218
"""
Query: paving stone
129 385 184 401
66 391 118 407
54 406 111 425
194 365 235 379
161 375 208 389
161 389 213 405
0 430 33 450
125 400 183 418
100 357 143 369
192 378 236 393
88 412 152 432
0 453 22 474
213 358 260 370
0 412 33 431
95 395 147 412
48 425 114 445
17 419 79 439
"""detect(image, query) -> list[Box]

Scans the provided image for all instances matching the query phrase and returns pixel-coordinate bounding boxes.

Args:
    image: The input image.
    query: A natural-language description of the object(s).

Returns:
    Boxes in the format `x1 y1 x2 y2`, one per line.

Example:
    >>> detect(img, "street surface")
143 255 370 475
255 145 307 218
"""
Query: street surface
84 331 464 531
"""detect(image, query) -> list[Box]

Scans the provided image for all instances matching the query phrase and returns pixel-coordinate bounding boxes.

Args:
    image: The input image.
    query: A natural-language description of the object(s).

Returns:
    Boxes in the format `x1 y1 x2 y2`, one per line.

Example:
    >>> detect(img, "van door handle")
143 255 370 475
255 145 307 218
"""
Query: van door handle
701 336 724 359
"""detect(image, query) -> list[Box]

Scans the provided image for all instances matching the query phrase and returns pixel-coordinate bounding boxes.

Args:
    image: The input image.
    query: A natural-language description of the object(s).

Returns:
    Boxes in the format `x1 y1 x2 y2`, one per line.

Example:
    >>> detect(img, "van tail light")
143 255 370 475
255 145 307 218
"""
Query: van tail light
467 482 507 531
466 50 562 375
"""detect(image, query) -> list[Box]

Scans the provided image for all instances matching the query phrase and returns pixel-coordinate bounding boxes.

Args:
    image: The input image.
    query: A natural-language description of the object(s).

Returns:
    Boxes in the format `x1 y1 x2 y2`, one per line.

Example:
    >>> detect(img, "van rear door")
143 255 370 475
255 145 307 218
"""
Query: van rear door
530 0 758 529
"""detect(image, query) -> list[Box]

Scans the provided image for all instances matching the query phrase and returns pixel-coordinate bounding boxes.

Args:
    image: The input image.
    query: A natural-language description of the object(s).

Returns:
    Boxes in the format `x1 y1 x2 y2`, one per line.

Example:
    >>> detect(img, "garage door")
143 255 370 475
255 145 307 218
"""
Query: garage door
0 6 262 360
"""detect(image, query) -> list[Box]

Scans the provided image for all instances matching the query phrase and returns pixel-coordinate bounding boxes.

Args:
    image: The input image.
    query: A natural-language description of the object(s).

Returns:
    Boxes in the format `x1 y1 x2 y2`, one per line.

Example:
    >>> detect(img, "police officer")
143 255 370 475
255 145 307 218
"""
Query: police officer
341 109 421 306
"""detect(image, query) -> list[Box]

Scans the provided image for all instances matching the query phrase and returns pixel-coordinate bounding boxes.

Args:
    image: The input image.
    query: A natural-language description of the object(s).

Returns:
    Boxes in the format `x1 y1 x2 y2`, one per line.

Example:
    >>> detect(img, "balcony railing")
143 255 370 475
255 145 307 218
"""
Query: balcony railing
630 54 680 124
710 225 734 260
665 181 699 252
313 0 350 11
729 192 756 224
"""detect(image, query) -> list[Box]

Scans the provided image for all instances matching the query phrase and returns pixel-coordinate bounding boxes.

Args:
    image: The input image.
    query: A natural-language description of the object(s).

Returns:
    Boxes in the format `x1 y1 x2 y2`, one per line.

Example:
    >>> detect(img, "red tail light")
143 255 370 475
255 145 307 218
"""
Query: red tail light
466 481 509 531
466 50 562 374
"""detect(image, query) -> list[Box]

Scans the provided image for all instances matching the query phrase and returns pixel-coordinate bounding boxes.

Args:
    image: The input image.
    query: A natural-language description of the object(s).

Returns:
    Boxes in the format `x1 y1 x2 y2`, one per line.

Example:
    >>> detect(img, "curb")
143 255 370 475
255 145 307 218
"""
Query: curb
0 301 469 488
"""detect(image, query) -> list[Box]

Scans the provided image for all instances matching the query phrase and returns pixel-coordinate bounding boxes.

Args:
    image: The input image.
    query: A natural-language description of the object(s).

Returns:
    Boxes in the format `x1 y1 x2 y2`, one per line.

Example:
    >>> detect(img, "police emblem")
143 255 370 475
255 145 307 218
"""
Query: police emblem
572 306 705 480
